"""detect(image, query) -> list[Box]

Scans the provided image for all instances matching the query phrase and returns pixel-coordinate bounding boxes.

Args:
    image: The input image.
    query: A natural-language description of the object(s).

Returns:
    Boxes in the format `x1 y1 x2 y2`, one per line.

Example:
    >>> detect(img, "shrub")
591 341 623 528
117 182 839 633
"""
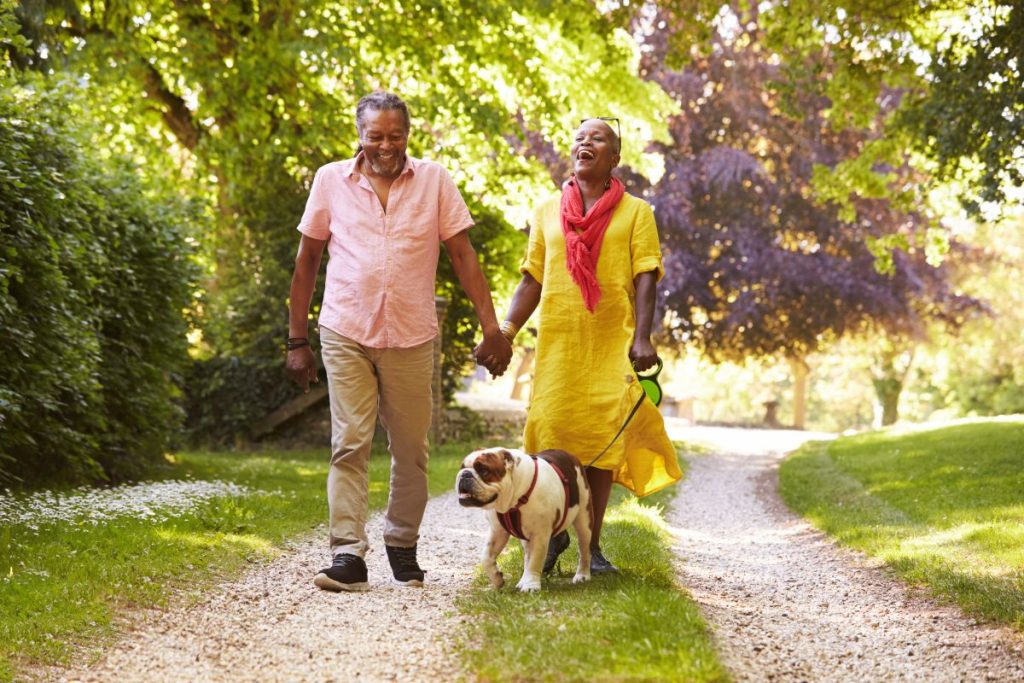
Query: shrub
0 78 198 485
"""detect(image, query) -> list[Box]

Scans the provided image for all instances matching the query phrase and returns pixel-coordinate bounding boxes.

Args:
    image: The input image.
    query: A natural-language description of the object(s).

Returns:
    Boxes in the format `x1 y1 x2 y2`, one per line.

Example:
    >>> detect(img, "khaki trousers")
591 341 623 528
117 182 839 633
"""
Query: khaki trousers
319 326 433 558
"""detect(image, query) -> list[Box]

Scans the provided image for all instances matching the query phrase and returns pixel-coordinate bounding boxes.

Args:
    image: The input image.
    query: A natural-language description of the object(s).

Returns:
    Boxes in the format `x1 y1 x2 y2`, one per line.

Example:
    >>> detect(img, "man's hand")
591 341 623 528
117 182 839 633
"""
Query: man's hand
629 336 658 373
474 330 513 378
286 346 319 392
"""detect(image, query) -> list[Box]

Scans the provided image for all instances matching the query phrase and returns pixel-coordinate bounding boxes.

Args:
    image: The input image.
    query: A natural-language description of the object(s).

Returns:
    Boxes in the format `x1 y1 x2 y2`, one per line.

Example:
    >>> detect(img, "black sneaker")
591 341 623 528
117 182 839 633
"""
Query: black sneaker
386 545 425 587
590 548 619 575
314 553 369 592
542 530 571 574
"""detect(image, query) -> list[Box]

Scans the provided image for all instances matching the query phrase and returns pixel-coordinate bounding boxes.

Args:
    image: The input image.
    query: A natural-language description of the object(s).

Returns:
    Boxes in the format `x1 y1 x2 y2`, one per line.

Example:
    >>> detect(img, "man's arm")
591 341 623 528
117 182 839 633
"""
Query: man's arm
286 234 328 392
629 270 659 371
442 230 513 377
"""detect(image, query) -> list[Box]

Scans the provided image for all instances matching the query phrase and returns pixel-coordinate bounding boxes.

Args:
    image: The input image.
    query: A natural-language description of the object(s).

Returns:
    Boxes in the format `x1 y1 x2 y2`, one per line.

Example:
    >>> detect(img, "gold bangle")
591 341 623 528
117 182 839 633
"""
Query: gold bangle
499 320 519 343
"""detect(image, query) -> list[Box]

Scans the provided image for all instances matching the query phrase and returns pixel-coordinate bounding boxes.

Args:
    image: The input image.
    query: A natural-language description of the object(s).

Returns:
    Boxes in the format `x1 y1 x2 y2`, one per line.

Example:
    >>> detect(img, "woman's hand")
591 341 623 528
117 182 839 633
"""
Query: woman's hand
629 336 658 373
474 330 513 378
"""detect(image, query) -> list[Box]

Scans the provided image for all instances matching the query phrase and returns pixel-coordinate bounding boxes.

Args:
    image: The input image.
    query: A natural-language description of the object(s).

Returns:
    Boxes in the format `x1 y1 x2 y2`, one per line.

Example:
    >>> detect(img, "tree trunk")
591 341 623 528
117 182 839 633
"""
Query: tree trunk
872 343 915 427
509 347 535 401
875 379 902 426
789 357 809 430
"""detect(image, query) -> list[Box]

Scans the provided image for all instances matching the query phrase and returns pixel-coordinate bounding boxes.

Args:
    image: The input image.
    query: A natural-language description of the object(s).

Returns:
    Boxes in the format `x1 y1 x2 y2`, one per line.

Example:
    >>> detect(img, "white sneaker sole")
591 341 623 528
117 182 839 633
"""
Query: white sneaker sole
314 572 370 592
392 577 424 587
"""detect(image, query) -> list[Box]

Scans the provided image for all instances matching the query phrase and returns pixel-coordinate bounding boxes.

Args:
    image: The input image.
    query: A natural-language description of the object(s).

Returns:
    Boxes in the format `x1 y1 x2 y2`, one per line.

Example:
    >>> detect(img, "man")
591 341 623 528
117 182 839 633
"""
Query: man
286 91 512 592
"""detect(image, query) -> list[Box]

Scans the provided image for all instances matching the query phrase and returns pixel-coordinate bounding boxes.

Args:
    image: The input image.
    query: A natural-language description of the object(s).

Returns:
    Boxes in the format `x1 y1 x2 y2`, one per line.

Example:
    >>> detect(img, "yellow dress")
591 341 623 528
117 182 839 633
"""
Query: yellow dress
521 193 682 497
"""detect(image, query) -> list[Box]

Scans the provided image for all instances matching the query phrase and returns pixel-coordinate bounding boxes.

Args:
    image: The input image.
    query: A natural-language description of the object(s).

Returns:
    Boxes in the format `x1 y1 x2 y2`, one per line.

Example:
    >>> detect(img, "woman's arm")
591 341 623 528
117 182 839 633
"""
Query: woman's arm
629 270 658 371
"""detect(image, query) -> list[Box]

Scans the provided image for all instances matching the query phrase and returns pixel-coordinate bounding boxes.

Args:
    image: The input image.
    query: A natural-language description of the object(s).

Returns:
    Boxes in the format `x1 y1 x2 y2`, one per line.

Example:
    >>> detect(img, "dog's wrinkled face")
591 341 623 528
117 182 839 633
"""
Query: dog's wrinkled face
457 448 515 508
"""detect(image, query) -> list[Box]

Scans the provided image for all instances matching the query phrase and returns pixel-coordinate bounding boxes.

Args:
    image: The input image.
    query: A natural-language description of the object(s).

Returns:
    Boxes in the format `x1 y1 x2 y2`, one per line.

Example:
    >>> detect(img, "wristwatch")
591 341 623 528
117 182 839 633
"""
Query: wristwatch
286 337 310 351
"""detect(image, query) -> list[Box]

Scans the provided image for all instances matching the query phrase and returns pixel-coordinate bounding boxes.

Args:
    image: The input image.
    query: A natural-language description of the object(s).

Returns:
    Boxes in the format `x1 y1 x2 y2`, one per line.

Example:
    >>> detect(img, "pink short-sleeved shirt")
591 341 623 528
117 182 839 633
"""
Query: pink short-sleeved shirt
297 154 473 348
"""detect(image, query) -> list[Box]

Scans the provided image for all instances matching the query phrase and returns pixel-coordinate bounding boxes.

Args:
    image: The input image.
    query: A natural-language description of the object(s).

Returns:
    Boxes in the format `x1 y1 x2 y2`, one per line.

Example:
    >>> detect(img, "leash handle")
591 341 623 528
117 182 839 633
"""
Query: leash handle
584 389 647 468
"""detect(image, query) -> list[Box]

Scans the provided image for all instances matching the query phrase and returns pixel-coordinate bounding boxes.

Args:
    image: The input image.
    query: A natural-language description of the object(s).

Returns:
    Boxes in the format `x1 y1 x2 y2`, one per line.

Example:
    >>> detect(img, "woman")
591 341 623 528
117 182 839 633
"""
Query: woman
497 118 682 574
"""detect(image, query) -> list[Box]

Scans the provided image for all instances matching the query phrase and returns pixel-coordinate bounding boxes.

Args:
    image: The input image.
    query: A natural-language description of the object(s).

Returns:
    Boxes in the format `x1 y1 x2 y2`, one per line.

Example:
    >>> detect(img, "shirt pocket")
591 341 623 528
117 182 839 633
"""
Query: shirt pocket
397 200 438 237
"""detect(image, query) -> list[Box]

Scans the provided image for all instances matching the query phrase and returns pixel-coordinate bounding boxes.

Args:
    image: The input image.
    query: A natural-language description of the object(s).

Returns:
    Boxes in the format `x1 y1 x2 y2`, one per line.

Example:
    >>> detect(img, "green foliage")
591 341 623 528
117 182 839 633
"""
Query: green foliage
901 2 1023 210
754 0 1022 213
780 419 1024 629
926 216 1024 417
0 74 198 484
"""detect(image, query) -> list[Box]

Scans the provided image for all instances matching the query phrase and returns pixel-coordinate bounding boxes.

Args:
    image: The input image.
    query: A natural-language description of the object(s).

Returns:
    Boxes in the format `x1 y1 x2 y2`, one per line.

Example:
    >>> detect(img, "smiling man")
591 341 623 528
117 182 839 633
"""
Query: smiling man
286 91 512 592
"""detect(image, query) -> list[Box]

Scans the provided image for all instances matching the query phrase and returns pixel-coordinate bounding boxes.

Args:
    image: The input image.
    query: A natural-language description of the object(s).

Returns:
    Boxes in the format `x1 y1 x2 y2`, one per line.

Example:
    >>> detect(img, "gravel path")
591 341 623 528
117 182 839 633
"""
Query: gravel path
666 427 1024 683
44 493 486 683
33 423 1024 682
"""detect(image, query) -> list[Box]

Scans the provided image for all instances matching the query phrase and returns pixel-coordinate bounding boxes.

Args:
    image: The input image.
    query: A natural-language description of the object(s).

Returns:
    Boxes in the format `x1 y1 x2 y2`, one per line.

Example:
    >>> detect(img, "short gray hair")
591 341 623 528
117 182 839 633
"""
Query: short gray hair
356 92 411 137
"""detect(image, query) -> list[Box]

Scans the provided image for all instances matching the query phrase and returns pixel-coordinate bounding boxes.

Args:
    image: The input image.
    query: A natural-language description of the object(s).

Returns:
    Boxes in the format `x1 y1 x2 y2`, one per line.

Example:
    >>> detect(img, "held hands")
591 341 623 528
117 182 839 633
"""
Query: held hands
286 346 319 393
474 329 513 378
629 336 658 373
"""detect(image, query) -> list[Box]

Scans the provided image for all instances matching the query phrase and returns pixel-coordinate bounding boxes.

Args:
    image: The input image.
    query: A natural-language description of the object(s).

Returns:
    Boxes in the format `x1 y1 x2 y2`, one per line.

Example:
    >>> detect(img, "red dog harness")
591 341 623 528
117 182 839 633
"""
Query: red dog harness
497 455 572 541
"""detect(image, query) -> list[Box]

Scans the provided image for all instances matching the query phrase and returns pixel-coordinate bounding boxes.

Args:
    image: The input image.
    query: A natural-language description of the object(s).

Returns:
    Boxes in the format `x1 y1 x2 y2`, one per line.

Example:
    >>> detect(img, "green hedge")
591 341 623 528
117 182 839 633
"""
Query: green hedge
0 80 198 485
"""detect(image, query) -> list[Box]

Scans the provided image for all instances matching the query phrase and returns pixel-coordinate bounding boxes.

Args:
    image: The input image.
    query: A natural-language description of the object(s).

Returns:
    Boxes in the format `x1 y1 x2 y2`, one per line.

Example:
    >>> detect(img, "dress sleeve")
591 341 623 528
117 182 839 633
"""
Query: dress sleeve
437 166 475 241
297 166 332 240
630 201 664 282
520 202 547 284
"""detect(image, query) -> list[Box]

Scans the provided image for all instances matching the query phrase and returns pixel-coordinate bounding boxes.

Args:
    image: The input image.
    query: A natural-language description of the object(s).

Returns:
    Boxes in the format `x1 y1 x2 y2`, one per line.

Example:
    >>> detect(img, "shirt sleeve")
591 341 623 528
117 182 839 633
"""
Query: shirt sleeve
297 166 332 240
437 166 475 241
630 201 665 282
520 202 547 284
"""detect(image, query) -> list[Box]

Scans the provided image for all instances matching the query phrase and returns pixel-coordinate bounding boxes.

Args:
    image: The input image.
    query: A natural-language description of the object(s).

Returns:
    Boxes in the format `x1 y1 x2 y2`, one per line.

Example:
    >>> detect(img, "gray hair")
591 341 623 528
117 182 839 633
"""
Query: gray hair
355 91 411 137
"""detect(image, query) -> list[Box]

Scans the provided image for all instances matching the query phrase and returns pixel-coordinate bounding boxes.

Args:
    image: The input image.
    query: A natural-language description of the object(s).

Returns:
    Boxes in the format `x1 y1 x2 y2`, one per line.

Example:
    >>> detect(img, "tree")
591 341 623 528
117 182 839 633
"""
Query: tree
710 0 1023 212
628 3 984 425
902 2 1024 211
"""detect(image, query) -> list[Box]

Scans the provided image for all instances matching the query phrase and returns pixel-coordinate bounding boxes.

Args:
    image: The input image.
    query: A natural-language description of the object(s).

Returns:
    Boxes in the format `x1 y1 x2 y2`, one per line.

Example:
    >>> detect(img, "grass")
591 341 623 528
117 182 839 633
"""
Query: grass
455 469 728 683
779 416 1024 630
0 438 477 682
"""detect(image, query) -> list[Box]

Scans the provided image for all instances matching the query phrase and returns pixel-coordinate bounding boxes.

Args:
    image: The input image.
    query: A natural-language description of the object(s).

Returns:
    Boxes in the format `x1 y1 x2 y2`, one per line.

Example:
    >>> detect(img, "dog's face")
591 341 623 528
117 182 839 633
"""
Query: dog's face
456 448 516 508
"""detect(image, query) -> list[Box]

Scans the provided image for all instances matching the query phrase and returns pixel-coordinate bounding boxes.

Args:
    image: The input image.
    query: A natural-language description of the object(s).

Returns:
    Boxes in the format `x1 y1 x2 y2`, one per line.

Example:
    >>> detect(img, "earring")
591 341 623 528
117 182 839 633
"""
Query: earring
604 178 611 190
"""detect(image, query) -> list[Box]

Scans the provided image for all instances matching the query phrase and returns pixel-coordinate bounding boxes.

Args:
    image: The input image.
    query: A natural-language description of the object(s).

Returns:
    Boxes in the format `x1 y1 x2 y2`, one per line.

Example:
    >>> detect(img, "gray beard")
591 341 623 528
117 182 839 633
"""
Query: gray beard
368 153 404 178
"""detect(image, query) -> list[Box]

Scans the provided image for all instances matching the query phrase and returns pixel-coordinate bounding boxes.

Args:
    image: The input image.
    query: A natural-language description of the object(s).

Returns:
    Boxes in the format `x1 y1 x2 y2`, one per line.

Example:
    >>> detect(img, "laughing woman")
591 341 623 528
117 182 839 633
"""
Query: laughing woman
496 118 682 574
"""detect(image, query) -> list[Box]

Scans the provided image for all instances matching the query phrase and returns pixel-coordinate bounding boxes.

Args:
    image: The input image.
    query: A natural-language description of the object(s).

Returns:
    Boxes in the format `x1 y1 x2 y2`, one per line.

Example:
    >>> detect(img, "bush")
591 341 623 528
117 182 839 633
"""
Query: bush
0 78 198 485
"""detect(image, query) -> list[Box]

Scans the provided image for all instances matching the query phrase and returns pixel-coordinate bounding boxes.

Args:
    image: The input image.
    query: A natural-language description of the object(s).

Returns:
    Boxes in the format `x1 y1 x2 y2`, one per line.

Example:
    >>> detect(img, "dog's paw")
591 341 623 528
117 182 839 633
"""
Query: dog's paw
516 577 542 593
489 571 505 589
572 572 591 584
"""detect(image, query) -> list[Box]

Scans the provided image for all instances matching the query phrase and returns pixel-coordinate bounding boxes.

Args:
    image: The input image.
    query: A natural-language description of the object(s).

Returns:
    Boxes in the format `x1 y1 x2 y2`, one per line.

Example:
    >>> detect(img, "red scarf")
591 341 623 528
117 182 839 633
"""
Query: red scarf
560 177 625 313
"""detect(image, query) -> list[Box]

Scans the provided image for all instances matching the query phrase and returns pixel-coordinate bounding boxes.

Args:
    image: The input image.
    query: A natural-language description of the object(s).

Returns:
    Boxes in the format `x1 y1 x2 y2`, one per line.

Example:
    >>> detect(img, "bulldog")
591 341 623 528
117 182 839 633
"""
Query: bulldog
456 447 592 592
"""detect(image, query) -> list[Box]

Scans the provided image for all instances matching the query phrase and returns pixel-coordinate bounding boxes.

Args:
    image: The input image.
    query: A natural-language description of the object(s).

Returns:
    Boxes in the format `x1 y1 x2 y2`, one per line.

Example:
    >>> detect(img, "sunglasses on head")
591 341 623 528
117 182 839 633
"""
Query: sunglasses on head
580 117 622 153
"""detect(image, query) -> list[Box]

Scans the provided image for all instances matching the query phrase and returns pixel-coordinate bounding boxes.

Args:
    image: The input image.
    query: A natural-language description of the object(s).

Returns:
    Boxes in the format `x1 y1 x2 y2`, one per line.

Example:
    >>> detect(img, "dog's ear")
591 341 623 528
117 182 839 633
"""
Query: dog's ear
500 449 516 467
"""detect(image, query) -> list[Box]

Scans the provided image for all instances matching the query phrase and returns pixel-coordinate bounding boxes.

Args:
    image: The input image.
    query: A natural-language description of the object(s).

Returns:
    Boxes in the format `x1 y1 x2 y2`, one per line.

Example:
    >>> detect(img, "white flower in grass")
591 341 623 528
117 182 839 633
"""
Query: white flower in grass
0 480 259 527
